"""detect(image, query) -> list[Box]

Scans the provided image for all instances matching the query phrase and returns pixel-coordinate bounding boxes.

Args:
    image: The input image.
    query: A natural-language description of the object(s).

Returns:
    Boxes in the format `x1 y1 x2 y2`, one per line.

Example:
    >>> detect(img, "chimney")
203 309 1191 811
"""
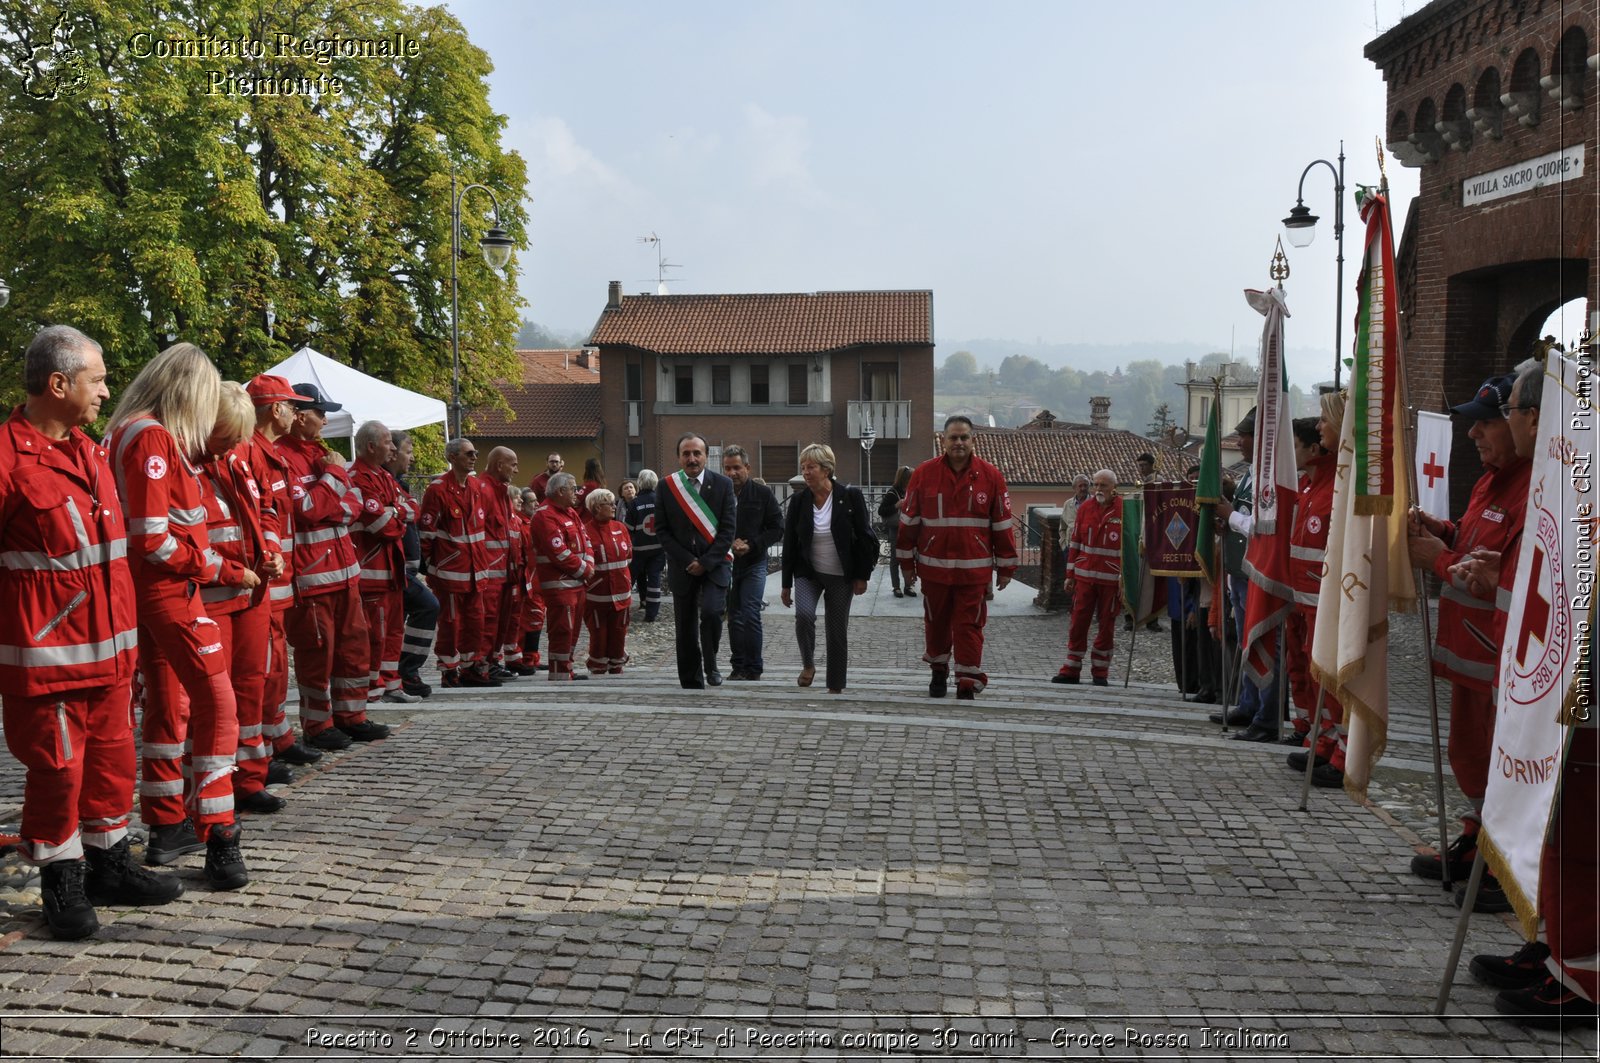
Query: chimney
575 347 593 369
1089 396 1111 429
606 280 622 309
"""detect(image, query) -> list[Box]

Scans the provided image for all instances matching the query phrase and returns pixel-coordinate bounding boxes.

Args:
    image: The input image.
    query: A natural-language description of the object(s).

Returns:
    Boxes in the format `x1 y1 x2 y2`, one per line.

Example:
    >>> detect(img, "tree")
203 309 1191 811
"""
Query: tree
515 320 581 349
0 0 527 416
1147 402 1175 437
938 349 979 386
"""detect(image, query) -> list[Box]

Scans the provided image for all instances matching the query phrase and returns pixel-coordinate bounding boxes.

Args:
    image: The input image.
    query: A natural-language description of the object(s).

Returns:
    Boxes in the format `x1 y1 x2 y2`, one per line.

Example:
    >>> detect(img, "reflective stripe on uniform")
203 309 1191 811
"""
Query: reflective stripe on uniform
0 626 138 669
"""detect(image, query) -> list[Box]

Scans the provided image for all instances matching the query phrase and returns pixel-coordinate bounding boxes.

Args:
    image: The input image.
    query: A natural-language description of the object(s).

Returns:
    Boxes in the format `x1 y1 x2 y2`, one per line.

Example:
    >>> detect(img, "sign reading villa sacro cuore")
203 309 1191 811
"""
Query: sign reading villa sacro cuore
1462 144 1586 208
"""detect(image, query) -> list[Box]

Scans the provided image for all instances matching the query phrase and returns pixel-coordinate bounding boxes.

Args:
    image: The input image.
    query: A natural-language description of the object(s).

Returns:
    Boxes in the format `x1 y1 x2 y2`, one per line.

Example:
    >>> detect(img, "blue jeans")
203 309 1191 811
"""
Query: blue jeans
728 564 768 676
1229 574 1281 726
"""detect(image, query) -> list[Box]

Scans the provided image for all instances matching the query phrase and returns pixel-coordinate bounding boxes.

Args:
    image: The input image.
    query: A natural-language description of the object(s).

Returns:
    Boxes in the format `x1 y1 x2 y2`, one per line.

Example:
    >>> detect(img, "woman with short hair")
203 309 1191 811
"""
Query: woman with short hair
780 444 878 694
582 489 633 674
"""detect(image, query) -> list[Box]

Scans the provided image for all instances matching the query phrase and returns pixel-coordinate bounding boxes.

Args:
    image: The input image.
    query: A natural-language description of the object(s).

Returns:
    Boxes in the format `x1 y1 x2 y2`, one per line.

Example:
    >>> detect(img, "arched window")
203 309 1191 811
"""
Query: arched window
1504 47 1542 127
1468 67 1503 140
1438 83 1471 150
1545 26 1589 111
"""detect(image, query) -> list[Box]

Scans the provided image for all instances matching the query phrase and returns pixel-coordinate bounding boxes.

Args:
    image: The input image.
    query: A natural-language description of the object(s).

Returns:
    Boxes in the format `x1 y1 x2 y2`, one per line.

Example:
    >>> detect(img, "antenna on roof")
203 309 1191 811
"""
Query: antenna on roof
637 232 682 294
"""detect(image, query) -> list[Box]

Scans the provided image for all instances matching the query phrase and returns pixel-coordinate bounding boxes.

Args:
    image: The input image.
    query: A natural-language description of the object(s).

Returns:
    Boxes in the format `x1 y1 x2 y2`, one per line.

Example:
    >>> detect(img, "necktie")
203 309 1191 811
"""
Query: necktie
687 476 700 497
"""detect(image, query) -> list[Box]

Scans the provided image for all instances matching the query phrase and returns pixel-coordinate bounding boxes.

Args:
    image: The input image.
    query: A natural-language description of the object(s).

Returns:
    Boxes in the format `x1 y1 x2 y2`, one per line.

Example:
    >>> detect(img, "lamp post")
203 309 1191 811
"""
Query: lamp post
860 412 877 490
1282 141 1346 390
449 166 514 439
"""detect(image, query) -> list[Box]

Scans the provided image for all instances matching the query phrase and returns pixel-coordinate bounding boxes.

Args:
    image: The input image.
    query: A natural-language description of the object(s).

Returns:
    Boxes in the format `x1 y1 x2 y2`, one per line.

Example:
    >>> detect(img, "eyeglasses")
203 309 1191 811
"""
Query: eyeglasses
1499 403 1536 417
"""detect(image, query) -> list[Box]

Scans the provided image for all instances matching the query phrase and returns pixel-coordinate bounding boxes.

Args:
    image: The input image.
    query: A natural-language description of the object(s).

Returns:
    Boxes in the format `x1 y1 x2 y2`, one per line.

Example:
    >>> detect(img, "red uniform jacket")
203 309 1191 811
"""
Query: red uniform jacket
1433 458 1532 691
0 408 138 698
584 513 633 609
531 504 594 595
1289 452 1337 615
348 457 413 594
274 435 361 599
895 455 1018 586
420 473 487 595
242 430 294 608
1064 494 1124 584
475 475 519 584
108 416 231 591
199 446 269 615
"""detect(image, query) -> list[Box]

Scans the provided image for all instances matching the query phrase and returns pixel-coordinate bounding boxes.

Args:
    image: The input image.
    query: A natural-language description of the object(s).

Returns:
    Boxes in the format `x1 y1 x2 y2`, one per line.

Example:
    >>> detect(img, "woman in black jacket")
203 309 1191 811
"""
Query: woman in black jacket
780 444 878 694
877 465 915 597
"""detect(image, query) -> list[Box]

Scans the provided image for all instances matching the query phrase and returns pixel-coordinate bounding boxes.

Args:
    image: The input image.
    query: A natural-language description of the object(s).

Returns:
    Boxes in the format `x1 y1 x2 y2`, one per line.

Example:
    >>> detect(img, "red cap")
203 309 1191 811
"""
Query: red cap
246 374 299 406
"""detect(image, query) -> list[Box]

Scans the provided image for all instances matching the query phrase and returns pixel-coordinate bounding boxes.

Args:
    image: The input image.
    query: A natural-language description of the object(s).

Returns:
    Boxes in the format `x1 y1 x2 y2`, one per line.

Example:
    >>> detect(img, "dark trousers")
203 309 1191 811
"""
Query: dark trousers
634 549 665 620
673 576 727 687
399 570 439 678
794 573 854 690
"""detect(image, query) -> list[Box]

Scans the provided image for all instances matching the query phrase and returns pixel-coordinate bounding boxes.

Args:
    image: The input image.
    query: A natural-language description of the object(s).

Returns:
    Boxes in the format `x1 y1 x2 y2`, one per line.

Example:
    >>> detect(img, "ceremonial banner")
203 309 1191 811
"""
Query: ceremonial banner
1144 483 1204 578
1310 188 1417 800
1119 496 1161 624
1414 411 1453 521
1480 351 1596 937
1240 287 1298 686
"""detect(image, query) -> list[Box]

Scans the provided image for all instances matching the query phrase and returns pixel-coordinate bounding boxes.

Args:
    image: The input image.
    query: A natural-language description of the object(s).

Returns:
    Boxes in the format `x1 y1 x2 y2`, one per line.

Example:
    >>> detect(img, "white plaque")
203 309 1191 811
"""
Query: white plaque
1462 144 1586 207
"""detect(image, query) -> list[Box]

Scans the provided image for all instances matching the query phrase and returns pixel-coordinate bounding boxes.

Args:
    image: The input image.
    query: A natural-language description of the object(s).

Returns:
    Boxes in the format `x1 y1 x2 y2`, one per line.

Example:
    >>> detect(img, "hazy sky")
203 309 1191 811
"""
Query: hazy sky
446 1 1433 386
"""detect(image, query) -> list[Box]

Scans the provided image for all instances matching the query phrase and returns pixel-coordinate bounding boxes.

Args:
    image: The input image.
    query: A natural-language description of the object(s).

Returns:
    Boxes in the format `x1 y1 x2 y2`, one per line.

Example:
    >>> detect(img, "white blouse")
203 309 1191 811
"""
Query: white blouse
809 492 845 576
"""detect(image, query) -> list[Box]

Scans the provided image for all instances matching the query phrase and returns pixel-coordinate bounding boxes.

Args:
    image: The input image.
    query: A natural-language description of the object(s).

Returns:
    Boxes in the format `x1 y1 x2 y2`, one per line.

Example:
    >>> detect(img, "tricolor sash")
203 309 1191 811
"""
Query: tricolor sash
664 471 730 559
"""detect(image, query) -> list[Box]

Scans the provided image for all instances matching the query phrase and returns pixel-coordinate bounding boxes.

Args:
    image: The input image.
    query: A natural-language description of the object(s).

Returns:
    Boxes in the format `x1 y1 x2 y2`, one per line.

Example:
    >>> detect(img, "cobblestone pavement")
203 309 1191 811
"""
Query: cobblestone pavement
0 587 1588 1060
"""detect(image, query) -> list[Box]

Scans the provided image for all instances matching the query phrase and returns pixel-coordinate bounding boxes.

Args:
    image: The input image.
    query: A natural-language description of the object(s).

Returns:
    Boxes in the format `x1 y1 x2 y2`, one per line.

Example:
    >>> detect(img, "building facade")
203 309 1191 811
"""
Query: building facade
465 348 603 476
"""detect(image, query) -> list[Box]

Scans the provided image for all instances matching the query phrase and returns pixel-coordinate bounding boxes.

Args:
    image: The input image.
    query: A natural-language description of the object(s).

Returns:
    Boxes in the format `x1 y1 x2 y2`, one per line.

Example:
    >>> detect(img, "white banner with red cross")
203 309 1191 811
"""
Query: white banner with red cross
1414 411 1452 521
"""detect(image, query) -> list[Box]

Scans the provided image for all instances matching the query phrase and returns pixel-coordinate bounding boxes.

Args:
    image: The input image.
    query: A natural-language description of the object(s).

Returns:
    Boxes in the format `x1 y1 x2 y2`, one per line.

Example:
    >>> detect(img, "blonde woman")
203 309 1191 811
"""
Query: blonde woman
106 344 250 889
779 444 878 693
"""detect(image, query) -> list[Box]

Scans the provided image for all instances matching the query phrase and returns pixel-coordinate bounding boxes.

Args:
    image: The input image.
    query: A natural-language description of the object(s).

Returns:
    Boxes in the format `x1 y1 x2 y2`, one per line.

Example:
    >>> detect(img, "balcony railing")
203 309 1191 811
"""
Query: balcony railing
847 399 912 440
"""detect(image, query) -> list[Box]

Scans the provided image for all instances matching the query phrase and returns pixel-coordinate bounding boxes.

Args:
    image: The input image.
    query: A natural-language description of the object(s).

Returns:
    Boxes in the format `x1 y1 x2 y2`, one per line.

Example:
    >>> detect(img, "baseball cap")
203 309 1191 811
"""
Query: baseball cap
1448 374 1516 421
290 382 343 413
245 374 299 406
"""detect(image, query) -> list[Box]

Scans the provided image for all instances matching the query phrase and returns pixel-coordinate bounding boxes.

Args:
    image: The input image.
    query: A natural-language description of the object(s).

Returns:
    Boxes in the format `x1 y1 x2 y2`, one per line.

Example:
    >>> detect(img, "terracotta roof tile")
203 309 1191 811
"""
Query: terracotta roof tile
973 425 1193 487
466 349 601 438
588 290 933 354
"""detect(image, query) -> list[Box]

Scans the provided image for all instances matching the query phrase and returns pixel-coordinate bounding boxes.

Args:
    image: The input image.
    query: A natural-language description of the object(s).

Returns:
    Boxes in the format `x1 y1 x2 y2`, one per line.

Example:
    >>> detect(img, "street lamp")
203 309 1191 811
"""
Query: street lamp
860 412 877 489
450 167 514 438
1282 142 1346 389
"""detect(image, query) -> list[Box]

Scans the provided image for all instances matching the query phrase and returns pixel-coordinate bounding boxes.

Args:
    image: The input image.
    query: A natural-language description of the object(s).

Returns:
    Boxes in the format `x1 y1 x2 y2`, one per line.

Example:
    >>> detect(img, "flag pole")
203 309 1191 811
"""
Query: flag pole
1212 378 1230 729
1298 686 1327 811
1123 614 1137 689
1434 849 1490 1016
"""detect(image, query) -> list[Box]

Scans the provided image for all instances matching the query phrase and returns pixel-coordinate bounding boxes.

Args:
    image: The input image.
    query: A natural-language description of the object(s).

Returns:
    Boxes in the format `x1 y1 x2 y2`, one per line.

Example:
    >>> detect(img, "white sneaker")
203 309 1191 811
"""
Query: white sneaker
380 688 423 704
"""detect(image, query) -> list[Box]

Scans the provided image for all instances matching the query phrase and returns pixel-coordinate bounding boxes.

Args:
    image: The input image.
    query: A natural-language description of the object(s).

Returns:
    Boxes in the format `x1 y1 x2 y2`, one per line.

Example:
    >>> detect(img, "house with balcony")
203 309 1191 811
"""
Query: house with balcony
588 281 935 490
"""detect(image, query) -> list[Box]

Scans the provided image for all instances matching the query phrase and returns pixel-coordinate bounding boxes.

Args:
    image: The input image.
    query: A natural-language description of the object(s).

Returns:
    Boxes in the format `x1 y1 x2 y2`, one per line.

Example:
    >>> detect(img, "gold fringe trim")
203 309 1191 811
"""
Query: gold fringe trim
1354 495 1394 516
1478 832 1541 941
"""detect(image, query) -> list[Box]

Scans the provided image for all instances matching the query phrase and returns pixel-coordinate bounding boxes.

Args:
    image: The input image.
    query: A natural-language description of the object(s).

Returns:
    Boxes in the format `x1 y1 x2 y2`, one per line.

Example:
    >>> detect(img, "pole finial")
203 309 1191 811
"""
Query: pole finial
1376 136 1389 195
1270 236 1290 289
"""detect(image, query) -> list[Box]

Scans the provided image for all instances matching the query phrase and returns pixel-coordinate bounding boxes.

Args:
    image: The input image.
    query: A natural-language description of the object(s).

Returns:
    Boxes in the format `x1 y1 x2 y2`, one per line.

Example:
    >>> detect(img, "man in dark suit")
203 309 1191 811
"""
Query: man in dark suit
655 432 737 688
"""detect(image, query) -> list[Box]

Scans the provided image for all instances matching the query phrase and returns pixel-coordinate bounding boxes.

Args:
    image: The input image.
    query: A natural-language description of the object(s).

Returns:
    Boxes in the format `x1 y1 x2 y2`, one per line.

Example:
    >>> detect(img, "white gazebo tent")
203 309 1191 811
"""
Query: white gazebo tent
267 347 448 443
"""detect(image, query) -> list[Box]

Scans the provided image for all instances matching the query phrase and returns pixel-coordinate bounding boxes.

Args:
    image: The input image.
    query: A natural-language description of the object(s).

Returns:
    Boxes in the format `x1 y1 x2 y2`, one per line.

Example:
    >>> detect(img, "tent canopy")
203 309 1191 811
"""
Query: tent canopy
267 347 448 441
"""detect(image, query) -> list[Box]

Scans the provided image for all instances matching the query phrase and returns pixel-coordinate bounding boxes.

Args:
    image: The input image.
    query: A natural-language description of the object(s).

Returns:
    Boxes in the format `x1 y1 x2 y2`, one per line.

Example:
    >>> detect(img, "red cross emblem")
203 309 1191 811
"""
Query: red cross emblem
1515 545 1552 669
1423 453 1445 488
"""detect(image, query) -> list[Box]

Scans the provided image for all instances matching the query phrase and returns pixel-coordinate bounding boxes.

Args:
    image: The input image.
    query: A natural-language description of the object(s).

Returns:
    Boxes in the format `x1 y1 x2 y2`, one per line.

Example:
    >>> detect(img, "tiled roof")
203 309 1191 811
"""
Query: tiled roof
972 425 1192 487
466 349 601 438
588 290 933 354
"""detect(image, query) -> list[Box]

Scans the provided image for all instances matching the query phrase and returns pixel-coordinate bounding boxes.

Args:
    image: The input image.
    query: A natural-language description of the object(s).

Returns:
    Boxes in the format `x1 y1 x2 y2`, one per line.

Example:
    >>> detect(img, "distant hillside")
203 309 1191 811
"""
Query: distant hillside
944 337 1333 376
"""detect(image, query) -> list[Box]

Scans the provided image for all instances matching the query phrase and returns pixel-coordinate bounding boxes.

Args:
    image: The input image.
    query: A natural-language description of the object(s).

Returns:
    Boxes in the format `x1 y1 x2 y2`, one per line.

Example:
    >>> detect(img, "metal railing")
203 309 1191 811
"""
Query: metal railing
847 400 913 439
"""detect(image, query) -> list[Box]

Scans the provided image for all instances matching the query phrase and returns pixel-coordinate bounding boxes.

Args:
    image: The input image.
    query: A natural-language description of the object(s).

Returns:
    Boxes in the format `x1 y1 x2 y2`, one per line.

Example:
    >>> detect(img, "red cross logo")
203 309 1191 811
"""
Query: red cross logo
1515 545 1552 668
1423 453 1445 488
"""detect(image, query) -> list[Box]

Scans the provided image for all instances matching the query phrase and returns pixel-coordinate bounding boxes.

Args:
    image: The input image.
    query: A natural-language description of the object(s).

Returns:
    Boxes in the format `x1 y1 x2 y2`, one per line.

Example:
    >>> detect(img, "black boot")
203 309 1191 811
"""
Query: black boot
86 837 183 906
204 823 248 891
928 670 948 698
40 859 98 941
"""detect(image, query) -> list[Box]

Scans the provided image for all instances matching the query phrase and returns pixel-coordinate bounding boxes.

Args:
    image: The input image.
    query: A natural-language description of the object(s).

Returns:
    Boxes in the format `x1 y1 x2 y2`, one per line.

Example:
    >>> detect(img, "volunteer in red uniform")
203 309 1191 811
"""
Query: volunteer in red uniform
349 420 419 704
421 437 495 687
583 489 633 674
1460 360 1599 1028
897 415 1019 700
477 446 528 678
0 325 182 939
242 376 321 768
516 488 547 672
1283 395 1343 786
198 383 283 815
531 473 595 680
1054 468 1123 686
1406 372 1532 911
276 383 390 748
528 452 563 502
106 343 249 890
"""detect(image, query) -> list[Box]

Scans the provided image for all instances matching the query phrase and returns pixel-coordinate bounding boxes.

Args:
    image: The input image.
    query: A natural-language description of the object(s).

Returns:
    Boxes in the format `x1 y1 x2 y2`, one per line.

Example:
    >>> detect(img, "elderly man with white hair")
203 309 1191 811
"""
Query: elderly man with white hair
1054 468 1124 686
349 420 420 704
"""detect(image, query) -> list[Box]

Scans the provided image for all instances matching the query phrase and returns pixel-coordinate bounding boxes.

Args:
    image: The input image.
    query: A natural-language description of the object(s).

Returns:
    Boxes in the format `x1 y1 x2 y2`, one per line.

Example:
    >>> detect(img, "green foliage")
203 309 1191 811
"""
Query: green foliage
515 319 586 349
937 349 978 386
1147 401 1174 436
0 0 526 419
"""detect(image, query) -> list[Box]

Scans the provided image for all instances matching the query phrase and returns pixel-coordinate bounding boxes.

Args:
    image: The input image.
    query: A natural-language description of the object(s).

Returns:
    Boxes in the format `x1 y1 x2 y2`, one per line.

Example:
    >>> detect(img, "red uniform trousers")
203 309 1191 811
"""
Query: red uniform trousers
544 589 584 678
284 586 371 736
478 578 505 664
920 582 990 693
495 581 523 662
520 587 546 668
1285 610 1341 763
260 602 296 754
435 589 484 674
361 587 405 697
1448 681 1495 823
584 604 629 673
213 602 271 798
2 683 136 863
137 593 239 839
1541 726 1599 1001
1062 578 1119 680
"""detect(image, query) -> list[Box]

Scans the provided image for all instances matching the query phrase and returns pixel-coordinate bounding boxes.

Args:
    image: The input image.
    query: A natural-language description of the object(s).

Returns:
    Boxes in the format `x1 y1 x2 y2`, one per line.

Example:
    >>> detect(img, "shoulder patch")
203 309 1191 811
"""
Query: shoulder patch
144 455 167 480
364 497 382 514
